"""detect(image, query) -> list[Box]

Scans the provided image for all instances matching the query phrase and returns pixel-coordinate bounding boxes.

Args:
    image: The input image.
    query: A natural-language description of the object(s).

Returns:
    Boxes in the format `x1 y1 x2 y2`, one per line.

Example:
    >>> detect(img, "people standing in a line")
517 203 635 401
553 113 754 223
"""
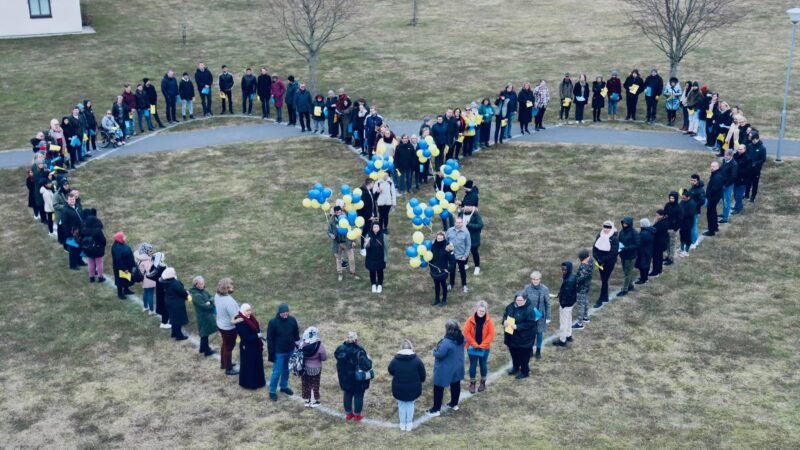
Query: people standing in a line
147 252 170 329
215 277 240 375
270 75 285 123
703 161 724 237
623 69 644 121
606 70 622 121
517 82 534 134
267 303 300 401
493 94 508 145
426 320 465 416
111 231 135 299
663 77 682 126
178 72 195 121
134 243 155 314
464 301 495 393
161 267 189 341
53 180 73 247
430 231 454 306
241 68 257 115
312 94 326 134
257 67 272 119
388 339 426 431
218 65 235 115
522 271 551 360
294 83 313 132
732 144 752 215
160 70 179 124
573 74 590 124
689 174 706 246
194 62 214 117
553 261 577 347
446 217 471 293
365 222 388 294
364 107 384 157
636 218 656 284
592 221 619 307
532 80 550 131
503 292 536 379
650 209 670 278
663 191 683 265
335 331 371 422
746 131 766 202
616 216 639 296
374 171 396 234
325 91 340 138
643 68 664 123
478 98 493 148
80 209 106 283
300 327 328 408
328 206 358 281
558 73 574 124
234 303 266 390
285 75 299 126
502 84 517 139
719 149 738 224
591 75 606 123
572 249 594 329
461 204 483 276
189 276 216 356
40 178 56 236
678 191 697 257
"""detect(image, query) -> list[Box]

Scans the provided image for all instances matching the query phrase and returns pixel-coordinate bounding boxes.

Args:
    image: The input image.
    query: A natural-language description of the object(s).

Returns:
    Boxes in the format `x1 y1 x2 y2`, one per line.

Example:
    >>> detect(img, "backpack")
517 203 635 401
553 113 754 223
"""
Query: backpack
81 234 100 252
355 350 375 381
288 349 305 377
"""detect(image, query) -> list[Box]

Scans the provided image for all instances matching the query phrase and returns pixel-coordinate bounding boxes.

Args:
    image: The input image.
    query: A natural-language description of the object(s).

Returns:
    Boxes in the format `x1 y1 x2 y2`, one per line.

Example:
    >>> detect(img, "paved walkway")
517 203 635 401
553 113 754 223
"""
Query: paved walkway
3 115 797 169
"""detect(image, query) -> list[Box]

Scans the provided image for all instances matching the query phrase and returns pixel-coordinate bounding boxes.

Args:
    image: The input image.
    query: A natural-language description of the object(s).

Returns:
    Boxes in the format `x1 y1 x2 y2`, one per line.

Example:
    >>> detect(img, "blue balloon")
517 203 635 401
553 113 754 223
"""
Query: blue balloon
323 188 333 198
367 161 376 170
412 217 423 226
424 207 434 218
308 189 320 199
445 192 454 202
413 206 423 216
337 227 348 235
372 155 380 161
347 211 357 222
314 182 324 191
422 217 431 226
420 260 428 268
317 191 327 203
341 184 351 195
351 194 362 203
409 198 420 208
440 210 450 219
419 140 429 150
423 149 431 158
429 198 439 206
443 177 453 186
442 165 453 175
405 246 418 258
385 162 394 172
423 240 433 250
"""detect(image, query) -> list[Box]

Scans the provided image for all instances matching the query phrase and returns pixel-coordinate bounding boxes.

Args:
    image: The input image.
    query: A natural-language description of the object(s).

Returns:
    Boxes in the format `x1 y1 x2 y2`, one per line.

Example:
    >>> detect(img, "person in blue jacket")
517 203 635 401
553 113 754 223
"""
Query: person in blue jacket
426 320 465 416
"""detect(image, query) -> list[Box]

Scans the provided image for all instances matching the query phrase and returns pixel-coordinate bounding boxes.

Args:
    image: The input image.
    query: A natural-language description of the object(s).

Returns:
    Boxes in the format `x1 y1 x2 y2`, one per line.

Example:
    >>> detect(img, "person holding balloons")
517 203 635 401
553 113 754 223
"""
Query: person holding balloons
364 223 388 294
357 178 377 257
429 231 454 306
374 171 397 235
328 206 358 282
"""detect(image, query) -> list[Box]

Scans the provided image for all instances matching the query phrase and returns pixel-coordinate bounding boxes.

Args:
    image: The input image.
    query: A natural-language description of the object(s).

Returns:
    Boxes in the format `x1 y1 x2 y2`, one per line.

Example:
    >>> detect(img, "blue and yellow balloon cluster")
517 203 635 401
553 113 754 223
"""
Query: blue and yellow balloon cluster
416 136 441 163
439 159 468 191
364 154 395 181
405 231 434 268
338 184 366 213
302 182 333 211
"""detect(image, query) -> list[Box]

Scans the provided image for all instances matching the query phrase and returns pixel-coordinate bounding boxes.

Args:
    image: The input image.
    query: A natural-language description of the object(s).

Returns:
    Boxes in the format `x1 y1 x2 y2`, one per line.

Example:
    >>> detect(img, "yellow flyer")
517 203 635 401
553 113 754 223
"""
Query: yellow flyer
119 270 131 281
526 101 533 108
501 119 508 127
706 110 713 119
629 85 639 95
562 98 571 107
150 105 156 114
601 87 608 98
314 106 322 116
505 317 516 334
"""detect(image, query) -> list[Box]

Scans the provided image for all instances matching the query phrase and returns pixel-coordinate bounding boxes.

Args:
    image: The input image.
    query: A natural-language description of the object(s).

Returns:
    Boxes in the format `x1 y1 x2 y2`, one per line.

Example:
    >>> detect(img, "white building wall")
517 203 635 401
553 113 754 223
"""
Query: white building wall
0 0 83 38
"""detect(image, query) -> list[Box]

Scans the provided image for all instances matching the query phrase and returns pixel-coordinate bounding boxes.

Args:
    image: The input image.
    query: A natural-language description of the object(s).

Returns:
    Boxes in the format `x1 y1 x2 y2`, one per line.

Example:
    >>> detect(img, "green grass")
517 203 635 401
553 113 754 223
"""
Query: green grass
0 0 798 150
1 138 798 448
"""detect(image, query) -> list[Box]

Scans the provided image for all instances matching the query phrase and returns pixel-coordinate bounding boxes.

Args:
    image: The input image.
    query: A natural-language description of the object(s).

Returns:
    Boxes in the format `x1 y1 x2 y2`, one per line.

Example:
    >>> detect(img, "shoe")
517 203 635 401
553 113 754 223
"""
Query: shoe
280 387 294 396
478 379 486 392
552 340 567 347
628 285 635 292
353 415 364 422
617 290 627 297
190 115 194 119
89 277 95 283
431 299 440 306
649 273 661 278
507 367 518 375
304 400 311 408
583 317 590 322
270 392 278 401
371 284 377 293
664 259 674 266
345 412 354 420
731 210 741 215
540 126 546 130
469 379 477 394
123 288 134 295
360 248 366 256
350 273 360 280
474 267 480 276
593 301 604 309
425 409 440 417
98 277 106 283
702 230 715 236
515 372 529 379
690 244 697 250
572 322 585 330
338 274 343 281
463 286 469 293
535 348 541 360
159 323 171 329
440 300 447 307
226 368 240 376
175 335 188 341
446 404 459 411
377 285 383 294
310 401 320 408
203 350 215 357
566 336 573 342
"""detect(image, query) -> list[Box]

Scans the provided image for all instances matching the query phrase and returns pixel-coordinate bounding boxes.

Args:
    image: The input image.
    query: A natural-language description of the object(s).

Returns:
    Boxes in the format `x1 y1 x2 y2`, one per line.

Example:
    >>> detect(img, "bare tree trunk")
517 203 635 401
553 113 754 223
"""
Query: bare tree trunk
669 59 679 79
308 52 318 97
411 0 418 26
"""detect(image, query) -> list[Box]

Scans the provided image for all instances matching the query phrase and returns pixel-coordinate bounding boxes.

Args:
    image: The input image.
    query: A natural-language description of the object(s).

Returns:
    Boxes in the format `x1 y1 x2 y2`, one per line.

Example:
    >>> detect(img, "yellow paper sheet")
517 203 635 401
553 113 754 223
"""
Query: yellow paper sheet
504 317 515 334
314 106 322 116
501 119 508 127
706 110 713 119
150 105 156 114
187 293 192 303
49 144 61 151
526 101 533 108
119 270 131 281
562 98 572 107
687 108 695 115
601 88 608 98
82 134 88 142
457 135 464 143
717 133 725 142
629 85 639 94
219 92 227 99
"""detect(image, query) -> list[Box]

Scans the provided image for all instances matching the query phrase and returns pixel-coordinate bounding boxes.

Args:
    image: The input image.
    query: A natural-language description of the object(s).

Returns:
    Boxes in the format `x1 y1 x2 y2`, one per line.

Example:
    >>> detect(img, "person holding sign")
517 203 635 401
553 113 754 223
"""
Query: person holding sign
463 301 495 393
572 74 590 124
503 292 537 379
591 75 606 123
558 73 574 124
643 68 664 124
623 69 644 121
517 82 535 134
111 231 135 299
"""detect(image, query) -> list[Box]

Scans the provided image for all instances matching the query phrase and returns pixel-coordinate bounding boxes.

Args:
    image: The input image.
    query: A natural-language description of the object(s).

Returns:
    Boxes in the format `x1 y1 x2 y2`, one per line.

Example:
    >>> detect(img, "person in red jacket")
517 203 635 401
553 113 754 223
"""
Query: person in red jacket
270 75 286 123
463 300 495 394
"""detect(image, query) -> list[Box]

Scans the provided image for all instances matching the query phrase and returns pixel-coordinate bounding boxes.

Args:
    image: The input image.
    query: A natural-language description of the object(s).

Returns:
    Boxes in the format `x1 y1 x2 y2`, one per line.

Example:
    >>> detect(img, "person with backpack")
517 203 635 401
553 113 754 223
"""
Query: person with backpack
80 209 106 283
266 303 300 401
111 231 135 299
463 301 495 393
189 275 216 356
233 303 266 389
299 327 328 408
388 339 426 431
335 331 372 422
426 320 465 416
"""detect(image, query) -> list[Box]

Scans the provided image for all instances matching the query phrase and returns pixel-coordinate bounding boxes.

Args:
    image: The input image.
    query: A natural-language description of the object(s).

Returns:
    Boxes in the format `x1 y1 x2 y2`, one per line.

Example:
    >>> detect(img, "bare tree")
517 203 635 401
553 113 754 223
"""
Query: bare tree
621 0 740 78
266 0 356 95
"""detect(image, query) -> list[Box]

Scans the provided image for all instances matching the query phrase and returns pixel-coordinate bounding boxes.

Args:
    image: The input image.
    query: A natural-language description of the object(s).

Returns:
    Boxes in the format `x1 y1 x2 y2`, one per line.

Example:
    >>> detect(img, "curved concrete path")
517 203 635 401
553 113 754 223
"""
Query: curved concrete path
2 115 797 169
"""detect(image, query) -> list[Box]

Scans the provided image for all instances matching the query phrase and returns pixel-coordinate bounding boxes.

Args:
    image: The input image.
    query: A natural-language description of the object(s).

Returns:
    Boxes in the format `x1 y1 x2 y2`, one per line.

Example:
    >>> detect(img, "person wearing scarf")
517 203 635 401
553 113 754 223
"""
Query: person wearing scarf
234 304 266 390
592 221 620 308
300 327 328 407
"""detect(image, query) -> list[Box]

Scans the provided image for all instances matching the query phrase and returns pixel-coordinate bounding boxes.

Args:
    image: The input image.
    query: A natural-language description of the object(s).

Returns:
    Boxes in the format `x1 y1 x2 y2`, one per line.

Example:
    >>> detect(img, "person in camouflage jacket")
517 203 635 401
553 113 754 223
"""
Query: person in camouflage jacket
574 249 594 327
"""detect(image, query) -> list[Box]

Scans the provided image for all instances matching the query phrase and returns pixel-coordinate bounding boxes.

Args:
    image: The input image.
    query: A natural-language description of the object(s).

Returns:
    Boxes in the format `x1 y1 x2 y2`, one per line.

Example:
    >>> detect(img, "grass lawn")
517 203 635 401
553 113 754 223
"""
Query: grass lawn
1 138 798 448
0 0 798 150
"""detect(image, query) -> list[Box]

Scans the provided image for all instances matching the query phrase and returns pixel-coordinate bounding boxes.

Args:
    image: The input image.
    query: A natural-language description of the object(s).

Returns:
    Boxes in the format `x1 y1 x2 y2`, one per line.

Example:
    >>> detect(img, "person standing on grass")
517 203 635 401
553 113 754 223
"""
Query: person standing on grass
732 144 752 215
503 292 536 379
663 77 682 126
178 72 195 121
285 75 298 126
215 277 240 376
194 63 214 117
218 65 235 115
623 69 644 121
161 70 179 124
643 68 664 124
650 210 670 278
162 267 189 341
663 191 683 266
267 303 299 401
684 82 703 137
388 339 426 431
270 75 285 123
558 73 574 124
335 331 371 422
294 83 313 132
746 131 766 202
257 67 272 119
719 149 738 224
147 252 171 329
82 100 98 153
358 178 377 256
337 88 353 144
572 249 594 329
461 204 483 276
688 174 707 247
395 134 416 194
329 206 358 281
189 276 216 356
134 84 154 132
522 271 551 361
678 191 697 257
312 94 326 134
430 231 454 307
573 74 590 124
591 75 606 123
606 70 622 121
365 222 388 295
553 261 577 348
517 82 535 134
464 301 495 393
636 218 656 284
533 80 550 131
241 68 257 116
592 221 619 308
233 303 266 390
134 244 155 314
704 161 724 237
62 107 83 165
52 181 73 248
300 327 328 408
426 320 465 417
142 78 166 128
40 178 56 236
59 190 83 261
111 232 136 298
616 216 639 297
446 216 471 293
80 209 106 284
325 90 339 138
374 171 396 234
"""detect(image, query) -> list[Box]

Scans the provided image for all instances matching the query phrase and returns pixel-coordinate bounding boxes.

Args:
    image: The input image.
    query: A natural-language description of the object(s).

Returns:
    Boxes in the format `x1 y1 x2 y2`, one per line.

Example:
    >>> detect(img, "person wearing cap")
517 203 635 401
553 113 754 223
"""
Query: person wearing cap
553 261 577 347
161 69 179 124
623 69 644 121
218 65 235 115
592 221 619 307
214 277 240 375
388 338 426 431
110 231 134 298
267 303 300 401
334 331 371 421
294 82 313 132
178 72 195 121
572 249 594 329
189 276 216 355
328 205 358 281
636 218 656 284
606 70 622 121
643 68 664 124
558 73 574 124
241 67 257 115
162 267 189 341
616 216 639 296
746 131 766 203
233 303 266 389
300 327 328 407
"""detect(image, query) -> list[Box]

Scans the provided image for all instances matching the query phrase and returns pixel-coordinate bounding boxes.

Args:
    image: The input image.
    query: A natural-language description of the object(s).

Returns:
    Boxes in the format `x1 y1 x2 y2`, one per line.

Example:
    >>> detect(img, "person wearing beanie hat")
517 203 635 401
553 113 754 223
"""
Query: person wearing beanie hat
111 231 136 299
335 331 371 421
233 303 266 389
572 249 594 329
300 326 328 407
161 267 189 341
606 69 622 121
266 303 300 401
636 218 656 284
623 69 644 121
592 221 619 308
178 72 195 121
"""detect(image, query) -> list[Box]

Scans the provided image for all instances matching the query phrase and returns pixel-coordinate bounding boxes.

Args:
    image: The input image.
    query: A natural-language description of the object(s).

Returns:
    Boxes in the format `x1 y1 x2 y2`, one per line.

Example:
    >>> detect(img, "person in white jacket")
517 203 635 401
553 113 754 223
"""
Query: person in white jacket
374 172 397 234
40 178 56 236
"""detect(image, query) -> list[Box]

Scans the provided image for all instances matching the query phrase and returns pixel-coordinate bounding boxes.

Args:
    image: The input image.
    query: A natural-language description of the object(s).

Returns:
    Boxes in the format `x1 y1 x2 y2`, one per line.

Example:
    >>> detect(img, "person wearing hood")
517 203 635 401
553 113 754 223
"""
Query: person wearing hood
617 216 639 296
233 303 266 389
300 326 328 408
162 267 189 341
572 249 594 329
521 271 551 359
606 69 622 121
111 231 135 299
463 301 495 393
461 203 483 276
83 100 98 152
553 261 577 347
194 62 214 117
294 82 313 132
623 69 644 121
189 276 216 356
592 221 619 307
218 65 235 115
134 244 155 313
311 94 326 134
643 68 664 124
426 320 465 416
663 191 683 265
267 303 300 401
335 331 371 421
285 75 298 126
678 191 697 257
160 70 179 124
270 75 286 123
429 231 455 306
241 67 257 115
178 72 195 121
388 339 426 431
558 73 574 124
650 210 670 277
746 131 767 202
214 277 240 375
689 174 706 246
636 218 656 284
80 209 106 283
364 222 388 294
503 292 537 379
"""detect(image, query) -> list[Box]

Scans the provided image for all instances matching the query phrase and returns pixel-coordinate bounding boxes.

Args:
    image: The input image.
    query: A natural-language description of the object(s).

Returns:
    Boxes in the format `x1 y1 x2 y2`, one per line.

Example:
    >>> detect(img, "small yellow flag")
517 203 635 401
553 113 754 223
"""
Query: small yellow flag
119 270 132 281
600 87 608 98
219 92 227 100
314 106 322 116
717 133 725 142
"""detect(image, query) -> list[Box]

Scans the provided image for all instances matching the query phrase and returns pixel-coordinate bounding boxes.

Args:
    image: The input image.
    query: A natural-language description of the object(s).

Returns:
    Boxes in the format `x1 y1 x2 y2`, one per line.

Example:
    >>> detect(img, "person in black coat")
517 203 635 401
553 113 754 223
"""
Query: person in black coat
194 63 214 117
636 218 656 284
161 70 179 123
256 67 272 119
267 303 300 400
234 303 266 389
623 69 644 120
746 131 767 202
553 261 578 347
143 78 166 128
161 267 189 340
146 252 170 327
732 144 752 214
335 332 371 421
663 191 683 265
643 68 664 123
83 100 98 152
357 178 377 255
572 75 590 123
517 83 535 134
429 232 455 307
678 191 697 256
62 193 84 270
241 68 257 115
719 150 738 223
80 210 106 283
502 293 537 378
395 135 417 194
364 223 387 294
178 72 195 121
592 221 619 307
591 76 606 122
704 161 724 236
388 338 426 431
617 216 639 296
111 231 135 299
218 65 235 115
134 84 154 132
650 210 670 277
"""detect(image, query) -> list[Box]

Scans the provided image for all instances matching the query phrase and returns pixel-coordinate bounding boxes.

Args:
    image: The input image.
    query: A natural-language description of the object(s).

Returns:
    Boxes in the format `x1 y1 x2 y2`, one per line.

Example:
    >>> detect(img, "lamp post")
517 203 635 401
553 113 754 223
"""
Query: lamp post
776 8 800 163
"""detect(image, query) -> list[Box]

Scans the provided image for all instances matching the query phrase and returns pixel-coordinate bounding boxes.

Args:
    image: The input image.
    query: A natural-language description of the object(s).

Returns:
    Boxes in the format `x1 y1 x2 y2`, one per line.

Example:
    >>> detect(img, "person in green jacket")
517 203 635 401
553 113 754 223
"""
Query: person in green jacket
477 98 494 149
461 204 484 276
190 276 217 356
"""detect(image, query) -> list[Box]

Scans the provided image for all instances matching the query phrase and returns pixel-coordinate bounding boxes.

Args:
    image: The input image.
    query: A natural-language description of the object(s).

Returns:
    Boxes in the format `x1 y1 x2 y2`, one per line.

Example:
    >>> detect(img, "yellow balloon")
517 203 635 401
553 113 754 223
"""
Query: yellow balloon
431 147 440 157
370 172 380 181
458 176 467 185
355 201 364 210
417 244 427 255
451 170 460 179
409 257 421 268
302 198 312 208
451 182 460 191
311 200 321 209
435 191 446 201
418 203 427 210
418 156 428 163
343 194 352 204
339 218 350 228
416 150 423 157
407 209 416 219
423 251 433 262
413 224 424 230
321 201 331 211
353 188 362 196
347 229 360 241
355 216 365 228
448 204 457 213
433 205 443 215
374 160 383 169
412 231 424 244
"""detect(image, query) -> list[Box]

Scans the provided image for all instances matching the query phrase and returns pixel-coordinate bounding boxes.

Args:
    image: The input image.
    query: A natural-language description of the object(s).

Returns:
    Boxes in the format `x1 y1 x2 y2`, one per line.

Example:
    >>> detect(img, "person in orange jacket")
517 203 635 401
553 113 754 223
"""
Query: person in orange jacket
463 300 495 394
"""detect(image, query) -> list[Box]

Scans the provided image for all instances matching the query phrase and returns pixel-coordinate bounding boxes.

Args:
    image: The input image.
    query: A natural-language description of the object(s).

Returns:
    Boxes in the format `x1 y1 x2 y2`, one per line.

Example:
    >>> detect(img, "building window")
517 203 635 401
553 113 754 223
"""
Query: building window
28 0 52 18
